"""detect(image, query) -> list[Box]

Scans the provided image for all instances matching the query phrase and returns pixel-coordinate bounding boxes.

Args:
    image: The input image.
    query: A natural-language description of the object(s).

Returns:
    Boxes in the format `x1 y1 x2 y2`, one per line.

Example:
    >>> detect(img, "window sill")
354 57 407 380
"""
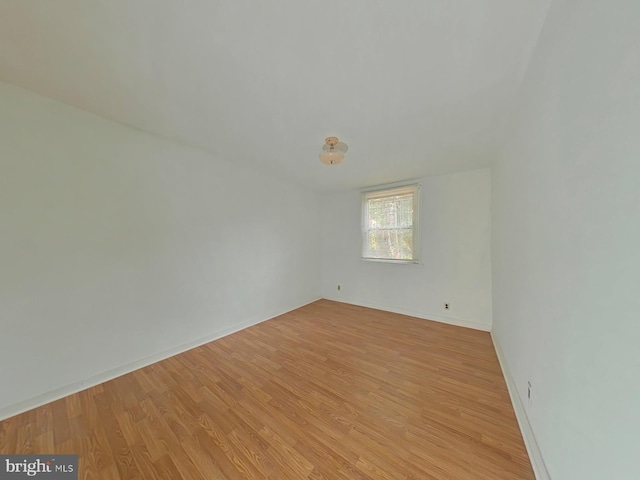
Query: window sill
360 257 421 265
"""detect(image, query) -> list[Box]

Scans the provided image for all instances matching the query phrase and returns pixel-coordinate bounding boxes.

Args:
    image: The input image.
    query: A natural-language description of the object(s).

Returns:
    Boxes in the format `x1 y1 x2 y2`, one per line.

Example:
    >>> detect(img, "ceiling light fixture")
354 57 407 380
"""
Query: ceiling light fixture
319 137 348 165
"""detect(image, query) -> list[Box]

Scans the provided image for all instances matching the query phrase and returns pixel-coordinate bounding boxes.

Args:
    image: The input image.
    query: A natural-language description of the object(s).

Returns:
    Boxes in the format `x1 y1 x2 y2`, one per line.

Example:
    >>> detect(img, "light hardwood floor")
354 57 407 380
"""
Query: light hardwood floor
0 300 534 479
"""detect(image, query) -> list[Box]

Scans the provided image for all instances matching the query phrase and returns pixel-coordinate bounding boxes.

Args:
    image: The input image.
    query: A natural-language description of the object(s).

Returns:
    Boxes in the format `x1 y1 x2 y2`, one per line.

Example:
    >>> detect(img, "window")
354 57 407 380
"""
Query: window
361 184 420 263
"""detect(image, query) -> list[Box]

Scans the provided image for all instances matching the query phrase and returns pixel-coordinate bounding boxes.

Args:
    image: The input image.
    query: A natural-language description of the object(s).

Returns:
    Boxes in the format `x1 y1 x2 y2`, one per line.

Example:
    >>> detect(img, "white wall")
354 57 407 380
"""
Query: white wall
0 82 321 418
322 169 492 330
492 0 640 478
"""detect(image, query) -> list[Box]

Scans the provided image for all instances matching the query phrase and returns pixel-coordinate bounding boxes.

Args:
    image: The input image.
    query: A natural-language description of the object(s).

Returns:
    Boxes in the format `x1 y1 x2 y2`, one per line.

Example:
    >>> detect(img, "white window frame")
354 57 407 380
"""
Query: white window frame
361 183 420 264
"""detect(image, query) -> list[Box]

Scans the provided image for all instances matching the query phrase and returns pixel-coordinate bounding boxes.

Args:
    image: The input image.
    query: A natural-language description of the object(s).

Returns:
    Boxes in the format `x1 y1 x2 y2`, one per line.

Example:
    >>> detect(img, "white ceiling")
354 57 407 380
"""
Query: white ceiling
0 0 550 193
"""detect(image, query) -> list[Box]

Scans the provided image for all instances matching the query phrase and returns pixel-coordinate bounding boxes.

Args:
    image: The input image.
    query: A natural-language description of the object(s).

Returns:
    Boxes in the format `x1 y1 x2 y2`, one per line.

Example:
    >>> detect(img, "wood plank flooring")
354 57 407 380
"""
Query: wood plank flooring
0 300 534 479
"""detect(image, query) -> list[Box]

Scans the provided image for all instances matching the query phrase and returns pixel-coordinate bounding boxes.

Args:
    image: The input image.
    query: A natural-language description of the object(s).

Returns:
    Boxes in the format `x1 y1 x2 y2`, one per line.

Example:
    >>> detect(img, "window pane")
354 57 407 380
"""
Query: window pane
367 194 413 229
364 228 414 260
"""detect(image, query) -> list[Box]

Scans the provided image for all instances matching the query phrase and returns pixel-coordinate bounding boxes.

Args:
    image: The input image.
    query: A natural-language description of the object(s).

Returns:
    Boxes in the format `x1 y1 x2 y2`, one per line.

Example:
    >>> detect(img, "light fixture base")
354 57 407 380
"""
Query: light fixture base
320 154 344 165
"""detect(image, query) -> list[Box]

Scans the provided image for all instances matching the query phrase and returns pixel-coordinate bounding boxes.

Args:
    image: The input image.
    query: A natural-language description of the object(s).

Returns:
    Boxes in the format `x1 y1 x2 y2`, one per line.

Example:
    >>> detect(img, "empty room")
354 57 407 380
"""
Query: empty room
0 1 638 479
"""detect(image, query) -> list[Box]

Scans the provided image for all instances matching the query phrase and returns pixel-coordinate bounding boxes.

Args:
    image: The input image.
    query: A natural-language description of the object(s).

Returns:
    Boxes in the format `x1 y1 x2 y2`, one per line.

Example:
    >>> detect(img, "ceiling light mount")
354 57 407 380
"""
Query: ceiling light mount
319 137 348 165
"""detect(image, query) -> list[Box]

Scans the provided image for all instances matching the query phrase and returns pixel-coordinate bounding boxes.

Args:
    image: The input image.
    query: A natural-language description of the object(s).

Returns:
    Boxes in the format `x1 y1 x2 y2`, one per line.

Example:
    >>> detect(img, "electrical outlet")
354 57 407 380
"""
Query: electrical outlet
337 285 341 291
444 302 450 310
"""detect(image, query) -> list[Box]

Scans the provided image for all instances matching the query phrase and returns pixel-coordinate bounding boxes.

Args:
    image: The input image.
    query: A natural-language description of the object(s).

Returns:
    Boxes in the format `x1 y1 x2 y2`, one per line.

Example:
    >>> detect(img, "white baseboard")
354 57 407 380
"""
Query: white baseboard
491 333 551 480
0 297 322 422
324 297 491 331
